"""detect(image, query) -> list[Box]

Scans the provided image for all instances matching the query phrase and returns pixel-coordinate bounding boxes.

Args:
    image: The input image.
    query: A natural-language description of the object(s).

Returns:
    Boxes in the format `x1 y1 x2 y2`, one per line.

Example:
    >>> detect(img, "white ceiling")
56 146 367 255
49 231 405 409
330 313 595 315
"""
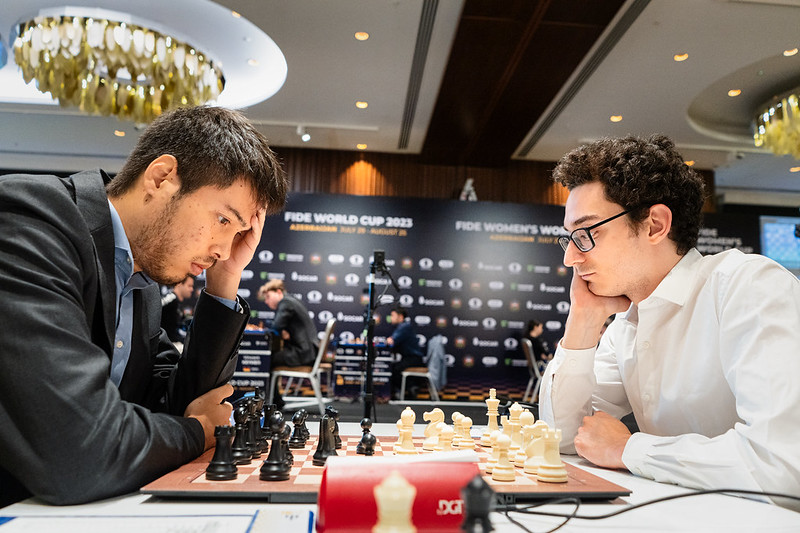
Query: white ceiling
2 0 800 207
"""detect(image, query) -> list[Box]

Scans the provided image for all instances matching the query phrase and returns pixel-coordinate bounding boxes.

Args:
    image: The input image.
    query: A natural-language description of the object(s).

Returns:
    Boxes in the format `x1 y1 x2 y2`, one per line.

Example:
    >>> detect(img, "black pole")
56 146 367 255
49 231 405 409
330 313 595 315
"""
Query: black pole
362 258 378 422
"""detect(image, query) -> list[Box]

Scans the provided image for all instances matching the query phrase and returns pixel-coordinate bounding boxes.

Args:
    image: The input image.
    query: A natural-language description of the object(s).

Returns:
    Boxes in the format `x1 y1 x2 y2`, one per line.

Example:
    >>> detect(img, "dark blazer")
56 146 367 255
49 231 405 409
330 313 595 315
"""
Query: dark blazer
270 294 318 367
0 170 248 507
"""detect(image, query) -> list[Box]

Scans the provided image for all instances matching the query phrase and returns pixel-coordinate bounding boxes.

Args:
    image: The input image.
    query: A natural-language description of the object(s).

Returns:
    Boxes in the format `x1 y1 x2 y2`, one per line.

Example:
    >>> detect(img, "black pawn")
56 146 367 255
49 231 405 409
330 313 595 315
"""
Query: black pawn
460 474 495 533
289 410 308 449
356 417 377 456
259 411 290 481
312 415 338 466
262 403 276 440
245 399 263 458
205 425 238 481
297 408 310 441
281 422 294 469
231 404 252 465
325 405 342 449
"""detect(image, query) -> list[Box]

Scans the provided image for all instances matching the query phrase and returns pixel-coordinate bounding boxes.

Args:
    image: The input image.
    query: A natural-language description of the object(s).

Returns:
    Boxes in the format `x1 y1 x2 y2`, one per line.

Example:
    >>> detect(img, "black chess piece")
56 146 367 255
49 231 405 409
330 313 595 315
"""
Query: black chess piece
205 425 238 481
297 408 310 441
245 398 263 458
356 417 377 456
262 403 277 441
251 388 269 454
460 474 495 533
325 405 342 449
288 410 308 449
259 411 290 481
312 414 338 466
281 421 294 470
231 403 252 465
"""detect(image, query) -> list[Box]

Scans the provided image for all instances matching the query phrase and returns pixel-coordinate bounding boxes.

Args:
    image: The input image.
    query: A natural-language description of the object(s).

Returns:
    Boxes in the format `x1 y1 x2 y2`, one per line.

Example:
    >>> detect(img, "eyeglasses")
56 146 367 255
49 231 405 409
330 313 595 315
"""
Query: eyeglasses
558 210 631 252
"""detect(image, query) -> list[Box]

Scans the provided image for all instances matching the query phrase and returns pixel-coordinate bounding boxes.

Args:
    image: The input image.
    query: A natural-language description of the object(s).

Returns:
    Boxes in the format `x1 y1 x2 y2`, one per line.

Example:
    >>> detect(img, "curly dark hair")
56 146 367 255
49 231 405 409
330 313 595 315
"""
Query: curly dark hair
552 134 705 255
107 106 288 214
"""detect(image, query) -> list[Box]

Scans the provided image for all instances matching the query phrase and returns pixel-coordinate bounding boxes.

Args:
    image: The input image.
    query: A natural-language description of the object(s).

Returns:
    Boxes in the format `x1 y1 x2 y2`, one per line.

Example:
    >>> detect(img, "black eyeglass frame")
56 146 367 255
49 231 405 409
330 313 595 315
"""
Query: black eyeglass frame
557 210 631 252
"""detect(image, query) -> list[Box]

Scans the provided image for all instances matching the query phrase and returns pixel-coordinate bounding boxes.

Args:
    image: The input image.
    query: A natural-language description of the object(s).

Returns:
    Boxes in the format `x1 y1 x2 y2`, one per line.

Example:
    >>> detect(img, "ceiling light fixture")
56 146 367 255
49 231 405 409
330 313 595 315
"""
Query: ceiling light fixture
609 115 623 123
673 53 689 62
354 32 369 41
728 89 741 97
12 8 225 124
297 125 311 142
356 143 367 150
355 101 368 109
783 48 798 57
754 88 800 159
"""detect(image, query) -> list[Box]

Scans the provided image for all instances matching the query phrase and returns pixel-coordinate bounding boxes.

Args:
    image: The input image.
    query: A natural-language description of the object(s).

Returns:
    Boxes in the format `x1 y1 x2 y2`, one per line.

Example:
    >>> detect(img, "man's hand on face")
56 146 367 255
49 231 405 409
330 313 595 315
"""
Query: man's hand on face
205 208 266 300
561 270 631 349
574 411 631 470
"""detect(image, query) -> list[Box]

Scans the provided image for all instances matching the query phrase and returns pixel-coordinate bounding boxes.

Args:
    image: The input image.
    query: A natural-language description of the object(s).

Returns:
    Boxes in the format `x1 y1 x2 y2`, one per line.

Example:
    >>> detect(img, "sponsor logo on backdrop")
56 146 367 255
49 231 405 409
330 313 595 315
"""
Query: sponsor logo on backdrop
539 283 566 293
454 337 466 349
526 302 553 311
398 294 414 307
436 316 448 328
401 257 414 269
453 317 478 327
258 250 274 263
345 273 360 286
318 310 334 323
504 338 518 350
291 272 319 283
462 355 475 368
509 300 520 311
419 278 443 288
445 354 456 366
241 270 254 280
310 254 322 265
337 311 365 323
326 274 337 285
328 254 345 265
557 266 568 276
451 298 462 309
419 258 433 270
514 283 535 292
487 299 503 309
546 320 562 331
279 253 304 262
557 301 571 313
237 288 251 298
481 356 499 367
438 259 454 270
262 272 285 281
307 290 323 303
418 296 445 306
488 281 504 290
468 298 483 310
449 278 463 290
508 262 522 274
415 315 432 326
379 295 395 305
473 337 499 348
505 320 525 329
349 254 364 267
530 265 551 274
436 499 464 516
482 317 497 330
327 292 354 303
398 276 413 289
478 262 503 272
339 331 356 343
360 294 370 305
470 282 481 291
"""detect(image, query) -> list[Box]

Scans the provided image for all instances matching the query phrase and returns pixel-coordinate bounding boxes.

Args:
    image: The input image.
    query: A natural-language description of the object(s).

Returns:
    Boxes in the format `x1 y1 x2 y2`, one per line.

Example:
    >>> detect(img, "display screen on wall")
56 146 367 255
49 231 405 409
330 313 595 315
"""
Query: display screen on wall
759 215 800 277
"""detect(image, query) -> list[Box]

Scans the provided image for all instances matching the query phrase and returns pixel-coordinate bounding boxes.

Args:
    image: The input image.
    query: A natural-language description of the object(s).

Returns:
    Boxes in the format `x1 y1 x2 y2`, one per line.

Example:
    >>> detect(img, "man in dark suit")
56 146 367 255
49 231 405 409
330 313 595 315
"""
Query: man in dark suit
258 280 319 408
0 106 288 507
387 307 425 399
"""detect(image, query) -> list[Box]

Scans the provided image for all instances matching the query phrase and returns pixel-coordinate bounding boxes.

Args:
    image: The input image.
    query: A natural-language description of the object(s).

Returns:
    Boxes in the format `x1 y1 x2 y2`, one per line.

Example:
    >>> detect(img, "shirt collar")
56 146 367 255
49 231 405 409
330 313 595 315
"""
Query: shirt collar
107 199 154 287
643 247 702 308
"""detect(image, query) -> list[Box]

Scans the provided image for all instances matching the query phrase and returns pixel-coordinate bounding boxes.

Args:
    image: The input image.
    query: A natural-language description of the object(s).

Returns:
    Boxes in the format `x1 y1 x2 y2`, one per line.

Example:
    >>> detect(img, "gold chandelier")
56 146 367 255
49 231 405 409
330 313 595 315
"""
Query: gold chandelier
12 13 225 123
753 89 800 159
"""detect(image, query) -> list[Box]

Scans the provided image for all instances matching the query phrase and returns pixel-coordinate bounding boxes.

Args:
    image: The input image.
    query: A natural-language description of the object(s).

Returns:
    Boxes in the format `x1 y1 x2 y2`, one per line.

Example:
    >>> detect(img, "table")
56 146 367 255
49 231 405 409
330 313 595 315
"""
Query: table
2 423 798 532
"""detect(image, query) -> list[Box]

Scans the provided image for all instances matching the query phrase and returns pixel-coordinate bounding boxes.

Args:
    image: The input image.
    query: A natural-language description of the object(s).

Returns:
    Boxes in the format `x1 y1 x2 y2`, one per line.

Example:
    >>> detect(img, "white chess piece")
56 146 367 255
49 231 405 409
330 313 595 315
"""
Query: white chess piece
422 408 444 451
457 416 476 449
491 433 515 482
481 388 500 447
485 429 501 474
514 410 535 467
451 412 464 448
396 408 418 455
436 424 455 452
536 428 568 483
508 402 524 456
373 470 417 533
523 420 549 476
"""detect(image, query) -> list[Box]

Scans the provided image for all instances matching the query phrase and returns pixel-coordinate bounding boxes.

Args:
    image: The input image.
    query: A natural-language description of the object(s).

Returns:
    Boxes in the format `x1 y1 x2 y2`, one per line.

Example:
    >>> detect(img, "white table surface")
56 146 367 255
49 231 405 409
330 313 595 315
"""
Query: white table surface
2 422 798 532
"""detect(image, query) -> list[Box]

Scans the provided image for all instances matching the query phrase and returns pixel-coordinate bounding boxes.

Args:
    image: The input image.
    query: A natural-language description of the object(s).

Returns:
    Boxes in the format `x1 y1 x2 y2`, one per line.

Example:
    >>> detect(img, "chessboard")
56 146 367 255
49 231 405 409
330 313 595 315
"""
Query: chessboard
141 435 630 504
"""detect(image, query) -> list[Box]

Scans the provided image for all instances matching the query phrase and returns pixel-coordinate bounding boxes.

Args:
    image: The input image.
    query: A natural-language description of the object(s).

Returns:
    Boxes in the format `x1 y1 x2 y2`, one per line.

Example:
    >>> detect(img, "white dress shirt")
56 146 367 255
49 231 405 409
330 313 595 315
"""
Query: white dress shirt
540 248 800 502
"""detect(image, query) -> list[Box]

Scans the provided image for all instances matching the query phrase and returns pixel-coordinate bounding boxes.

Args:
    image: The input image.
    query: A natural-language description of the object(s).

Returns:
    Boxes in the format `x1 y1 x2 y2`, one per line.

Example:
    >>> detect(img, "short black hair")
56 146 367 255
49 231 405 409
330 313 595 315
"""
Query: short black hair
553 134 706 255
107 106 288 214
392 307 409 319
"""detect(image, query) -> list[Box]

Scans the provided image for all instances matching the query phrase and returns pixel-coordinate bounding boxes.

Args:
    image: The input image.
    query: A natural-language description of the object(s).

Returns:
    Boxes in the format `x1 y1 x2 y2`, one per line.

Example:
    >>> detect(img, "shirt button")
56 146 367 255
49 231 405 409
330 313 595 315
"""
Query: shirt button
642 393 651 403
116 340 124 348
641 341 651 350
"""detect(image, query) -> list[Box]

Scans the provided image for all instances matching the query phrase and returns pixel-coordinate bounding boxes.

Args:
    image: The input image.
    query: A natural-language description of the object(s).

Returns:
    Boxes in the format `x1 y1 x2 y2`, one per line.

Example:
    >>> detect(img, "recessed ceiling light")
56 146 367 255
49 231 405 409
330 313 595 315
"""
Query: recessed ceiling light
684 160 695 166
609 115 623 123
790 166 800 173
784 48 798 57
355 101 368 109
357 143 367 150
728 89 742 97
231 10 241 18
354 32 369 41
114 130 125 137
673 53 689 62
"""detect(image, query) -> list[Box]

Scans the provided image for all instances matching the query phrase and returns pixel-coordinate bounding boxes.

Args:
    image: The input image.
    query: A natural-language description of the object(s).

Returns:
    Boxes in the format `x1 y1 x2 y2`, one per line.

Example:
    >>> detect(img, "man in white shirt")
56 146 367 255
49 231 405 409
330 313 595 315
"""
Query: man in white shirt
540 134 800 506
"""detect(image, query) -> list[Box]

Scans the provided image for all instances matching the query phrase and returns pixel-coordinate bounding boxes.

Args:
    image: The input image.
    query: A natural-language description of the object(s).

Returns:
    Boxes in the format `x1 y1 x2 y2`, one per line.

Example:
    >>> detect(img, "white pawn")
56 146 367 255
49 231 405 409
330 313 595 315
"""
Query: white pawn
514 410 535 467
508 402 524 456
457 416 476 449
422 408 444 451
490 433 515 482
536 428 568 483
451 412 464 447
481 388 500 447
485 430 501 474
396 407 418 455
435 423 455 452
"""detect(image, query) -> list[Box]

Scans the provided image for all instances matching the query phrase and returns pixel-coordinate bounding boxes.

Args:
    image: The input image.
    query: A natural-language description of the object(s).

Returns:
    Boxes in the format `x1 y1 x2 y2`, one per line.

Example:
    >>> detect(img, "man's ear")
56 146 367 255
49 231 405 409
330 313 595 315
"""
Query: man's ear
647 204 673 244
142 154 181 199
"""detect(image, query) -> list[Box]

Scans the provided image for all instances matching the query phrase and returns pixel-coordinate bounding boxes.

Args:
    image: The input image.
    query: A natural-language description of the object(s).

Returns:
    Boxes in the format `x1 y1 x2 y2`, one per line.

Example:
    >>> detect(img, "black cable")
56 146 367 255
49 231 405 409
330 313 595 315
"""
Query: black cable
495 488 800 530
500 496 581 533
